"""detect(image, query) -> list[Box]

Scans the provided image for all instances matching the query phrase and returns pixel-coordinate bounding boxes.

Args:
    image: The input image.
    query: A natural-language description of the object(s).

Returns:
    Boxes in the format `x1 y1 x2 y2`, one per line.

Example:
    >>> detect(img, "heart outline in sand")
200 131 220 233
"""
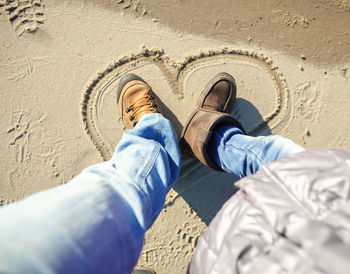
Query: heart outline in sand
81 47 291 160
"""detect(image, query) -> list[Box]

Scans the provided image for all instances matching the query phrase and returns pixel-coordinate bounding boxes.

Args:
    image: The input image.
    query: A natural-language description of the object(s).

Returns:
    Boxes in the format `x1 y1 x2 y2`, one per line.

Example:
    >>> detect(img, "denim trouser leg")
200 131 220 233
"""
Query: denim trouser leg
208 125 304 178
0 113 181 274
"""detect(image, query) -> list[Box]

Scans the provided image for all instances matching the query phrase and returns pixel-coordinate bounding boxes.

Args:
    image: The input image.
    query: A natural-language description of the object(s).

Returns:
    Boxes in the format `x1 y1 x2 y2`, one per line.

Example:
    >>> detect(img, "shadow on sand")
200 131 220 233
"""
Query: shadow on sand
172 98 272 225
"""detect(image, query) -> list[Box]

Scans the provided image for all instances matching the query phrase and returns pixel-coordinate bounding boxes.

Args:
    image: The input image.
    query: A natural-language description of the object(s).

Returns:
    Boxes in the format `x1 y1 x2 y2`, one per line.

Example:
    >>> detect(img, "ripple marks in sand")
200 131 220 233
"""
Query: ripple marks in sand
81 47 291 160
0 0 44 36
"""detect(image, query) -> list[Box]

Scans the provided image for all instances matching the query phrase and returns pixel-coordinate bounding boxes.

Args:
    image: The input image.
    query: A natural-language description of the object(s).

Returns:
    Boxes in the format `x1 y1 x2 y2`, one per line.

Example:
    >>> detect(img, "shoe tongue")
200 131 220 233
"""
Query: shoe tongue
132 94 154 122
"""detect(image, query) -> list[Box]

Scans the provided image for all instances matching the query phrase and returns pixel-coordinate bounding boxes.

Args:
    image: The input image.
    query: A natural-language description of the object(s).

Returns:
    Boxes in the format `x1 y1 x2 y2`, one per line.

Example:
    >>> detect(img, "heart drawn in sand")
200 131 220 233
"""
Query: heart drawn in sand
81 47 292 160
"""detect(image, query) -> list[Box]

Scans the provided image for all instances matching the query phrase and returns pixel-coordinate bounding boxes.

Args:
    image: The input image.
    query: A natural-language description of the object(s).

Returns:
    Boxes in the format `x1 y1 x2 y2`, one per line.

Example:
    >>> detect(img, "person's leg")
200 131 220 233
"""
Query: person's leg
180 72 303 178
0 113 181 274
207 124 304 177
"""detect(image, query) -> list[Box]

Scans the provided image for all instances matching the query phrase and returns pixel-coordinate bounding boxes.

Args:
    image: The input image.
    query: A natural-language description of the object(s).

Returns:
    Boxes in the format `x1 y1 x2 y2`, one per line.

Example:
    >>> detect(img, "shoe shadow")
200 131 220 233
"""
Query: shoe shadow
156 95 183 137
172 98 272 225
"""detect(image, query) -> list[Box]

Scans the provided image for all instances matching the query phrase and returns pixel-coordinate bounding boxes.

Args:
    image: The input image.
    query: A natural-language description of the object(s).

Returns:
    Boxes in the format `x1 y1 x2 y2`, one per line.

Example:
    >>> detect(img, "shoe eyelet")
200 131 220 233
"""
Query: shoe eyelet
133 121 137 127
129 115 134 121
125 107 130 113
148 95 154 99
151 103 157 107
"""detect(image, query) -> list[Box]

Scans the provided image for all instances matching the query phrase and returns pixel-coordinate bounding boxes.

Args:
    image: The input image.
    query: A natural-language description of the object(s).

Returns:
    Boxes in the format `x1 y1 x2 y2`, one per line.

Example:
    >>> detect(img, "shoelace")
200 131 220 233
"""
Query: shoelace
125 94 157 126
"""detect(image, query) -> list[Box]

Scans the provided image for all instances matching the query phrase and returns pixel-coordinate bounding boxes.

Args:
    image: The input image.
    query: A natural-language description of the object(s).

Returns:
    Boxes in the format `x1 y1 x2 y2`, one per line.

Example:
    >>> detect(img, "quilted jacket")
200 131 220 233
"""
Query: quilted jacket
190 149 350 274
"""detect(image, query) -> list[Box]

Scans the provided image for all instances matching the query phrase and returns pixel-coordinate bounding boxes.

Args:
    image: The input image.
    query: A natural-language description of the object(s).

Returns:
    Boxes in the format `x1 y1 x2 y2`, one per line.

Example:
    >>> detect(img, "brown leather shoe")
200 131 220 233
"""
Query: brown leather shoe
194 72 237 113
181 73 245 171
117 74 161 129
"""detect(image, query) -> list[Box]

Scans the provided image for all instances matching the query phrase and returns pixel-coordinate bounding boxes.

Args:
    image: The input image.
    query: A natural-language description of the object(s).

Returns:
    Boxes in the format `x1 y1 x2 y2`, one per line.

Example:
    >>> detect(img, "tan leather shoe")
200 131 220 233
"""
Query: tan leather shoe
181 73 245 171
117 74 161 129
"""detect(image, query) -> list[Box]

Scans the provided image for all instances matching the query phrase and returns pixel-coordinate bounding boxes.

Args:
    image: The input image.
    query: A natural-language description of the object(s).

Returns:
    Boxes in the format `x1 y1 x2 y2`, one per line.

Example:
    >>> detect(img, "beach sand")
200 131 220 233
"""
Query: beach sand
0 0 349 273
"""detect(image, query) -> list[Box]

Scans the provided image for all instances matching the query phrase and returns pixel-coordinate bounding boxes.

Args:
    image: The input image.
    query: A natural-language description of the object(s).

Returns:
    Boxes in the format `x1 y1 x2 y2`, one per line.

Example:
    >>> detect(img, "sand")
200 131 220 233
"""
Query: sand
0 0 349 273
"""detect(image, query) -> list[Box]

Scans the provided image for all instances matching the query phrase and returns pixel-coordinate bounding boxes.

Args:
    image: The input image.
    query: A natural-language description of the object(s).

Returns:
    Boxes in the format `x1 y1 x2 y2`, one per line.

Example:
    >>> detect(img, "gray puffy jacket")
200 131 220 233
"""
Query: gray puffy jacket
190 149 350 274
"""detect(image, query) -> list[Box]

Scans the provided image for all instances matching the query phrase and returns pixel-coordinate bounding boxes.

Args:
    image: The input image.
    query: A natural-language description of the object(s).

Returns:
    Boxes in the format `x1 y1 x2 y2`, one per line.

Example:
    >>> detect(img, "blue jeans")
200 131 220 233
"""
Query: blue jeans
208 125 304 177
0 114 303 274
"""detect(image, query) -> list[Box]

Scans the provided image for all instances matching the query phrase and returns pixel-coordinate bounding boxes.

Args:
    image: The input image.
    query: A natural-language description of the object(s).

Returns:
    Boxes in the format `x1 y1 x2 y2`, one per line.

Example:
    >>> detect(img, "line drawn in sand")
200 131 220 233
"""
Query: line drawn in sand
0 54 34 81
81 46 292 160
0 0 44 36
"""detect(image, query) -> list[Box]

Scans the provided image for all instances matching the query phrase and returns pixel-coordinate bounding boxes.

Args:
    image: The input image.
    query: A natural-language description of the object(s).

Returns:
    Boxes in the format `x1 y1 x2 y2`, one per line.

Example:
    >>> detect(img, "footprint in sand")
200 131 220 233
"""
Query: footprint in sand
0 0 45 36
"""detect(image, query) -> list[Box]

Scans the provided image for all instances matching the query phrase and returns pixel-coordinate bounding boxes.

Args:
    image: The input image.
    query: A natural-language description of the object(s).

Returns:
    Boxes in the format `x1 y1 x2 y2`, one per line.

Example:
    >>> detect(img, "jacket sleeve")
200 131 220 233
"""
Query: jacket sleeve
190 149 350 274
